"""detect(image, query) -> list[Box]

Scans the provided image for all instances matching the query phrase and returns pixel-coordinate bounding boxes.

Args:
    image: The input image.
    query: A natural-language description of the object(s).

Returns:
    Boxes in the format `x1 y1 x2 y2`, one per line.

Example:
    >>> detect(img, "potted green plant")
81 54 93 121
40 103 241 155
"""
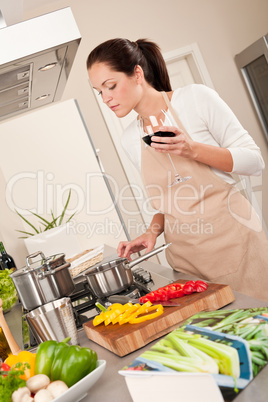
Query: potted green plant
16 190 82 259
16 189 76 238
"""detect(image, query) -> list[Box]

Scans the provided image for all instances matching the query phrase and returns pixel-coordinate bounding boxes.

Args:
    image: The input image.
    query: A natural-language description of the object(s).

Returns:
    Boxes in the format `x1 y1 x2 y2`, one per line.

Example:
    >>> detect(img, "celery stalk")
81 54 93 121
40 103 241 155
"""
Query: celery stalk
186 337 240 378
170 329 240 378
141 351 219 374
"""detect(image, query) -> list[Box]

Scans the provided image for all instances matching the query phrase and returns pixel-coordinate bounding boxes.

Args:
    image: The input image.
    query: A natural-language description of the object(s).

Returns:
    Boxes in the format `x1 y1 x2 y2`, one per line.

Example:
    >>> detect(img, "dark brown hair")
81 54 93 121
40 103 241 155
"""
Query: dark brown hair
86 38 172 92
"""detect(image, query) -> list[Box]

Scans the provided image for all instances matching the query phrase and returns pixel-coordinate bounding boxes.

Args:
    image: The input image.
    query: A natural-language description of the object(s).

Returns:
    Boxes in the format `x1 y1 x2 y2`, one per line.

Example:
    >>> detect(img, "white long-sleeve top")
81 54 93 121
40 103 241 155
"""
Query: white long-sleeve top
121 84 265 184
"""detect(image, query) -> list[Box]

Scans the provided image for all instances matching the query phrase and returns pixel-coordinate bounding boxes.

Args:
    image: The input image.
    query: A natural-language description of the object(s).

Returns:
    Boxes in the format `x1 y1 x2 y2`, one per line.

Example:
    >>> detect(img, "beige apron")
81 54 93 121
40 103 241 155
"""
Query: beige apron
141 92 268 302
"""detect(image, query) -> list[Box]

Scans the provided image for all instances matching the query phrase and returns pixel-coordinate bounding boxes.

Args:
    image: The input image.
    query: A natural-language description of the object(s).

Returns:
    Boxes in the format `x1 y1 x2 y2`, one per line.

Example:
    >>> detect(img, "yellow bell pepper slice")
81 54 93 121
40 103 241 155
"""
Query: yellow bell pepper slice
93 311 105 326
104 304 128 326
111 303 133 324
119 301 152 324
5 350 36 380
118 304 140 325
129 304 164 324
93 303 132 326
92 301 164 326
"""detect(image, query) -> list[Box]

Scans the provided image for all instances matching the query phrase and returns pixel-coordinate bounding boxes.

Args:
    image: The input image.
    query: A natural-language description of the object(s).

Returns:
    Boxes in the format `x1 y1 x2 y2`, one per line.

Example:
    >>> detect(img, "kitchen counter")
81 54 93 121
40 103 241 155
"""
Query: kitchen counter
5 245 268 402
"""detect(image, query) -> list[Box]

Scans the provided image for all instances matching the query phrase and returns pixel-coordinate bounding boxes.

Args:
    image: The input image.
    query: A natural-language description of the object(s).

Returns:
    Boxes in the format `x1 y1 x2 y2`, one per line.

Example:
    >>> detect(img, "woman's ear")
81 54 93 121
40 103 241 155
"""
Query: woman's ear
134 65 144 83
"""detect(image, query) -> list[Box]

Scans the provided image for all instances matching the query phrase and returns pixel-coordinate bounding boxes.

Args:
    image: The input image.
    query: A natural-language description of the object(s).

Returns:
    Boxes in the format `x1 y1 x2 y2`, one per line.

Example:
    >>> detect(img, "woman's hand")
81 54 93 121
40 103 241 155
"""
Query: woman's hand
151 125 197 160
117 232 157 260
118 213 164 260
151 125 233 172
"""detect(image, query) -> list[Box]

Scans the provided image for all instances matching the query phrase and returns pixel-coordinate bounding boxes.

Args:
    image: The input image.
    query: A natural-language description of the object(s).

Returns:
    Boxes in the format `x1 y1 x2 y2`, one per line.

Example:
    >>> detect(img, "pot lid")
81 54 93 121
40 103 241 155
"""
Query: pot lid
11 252 66 277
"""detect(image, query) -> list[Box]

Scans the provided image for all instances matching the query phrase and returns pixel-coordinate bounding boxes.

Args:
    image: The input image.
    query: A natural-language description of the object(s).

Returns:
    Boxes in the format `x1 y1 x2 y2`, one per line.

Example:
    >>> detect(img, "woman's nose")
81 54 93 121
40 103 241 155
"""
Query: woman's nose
102 92 112 104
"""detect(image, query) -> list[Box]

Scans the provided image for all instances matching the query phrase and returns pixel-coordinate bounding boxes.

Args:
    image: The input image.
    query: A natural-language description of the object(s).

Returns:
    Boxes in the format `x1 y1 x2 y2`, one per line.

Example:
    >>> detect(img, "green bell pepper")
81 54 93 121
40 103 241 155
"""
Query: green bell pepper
51 344 98 387
35 338 98 387
34 337 70 377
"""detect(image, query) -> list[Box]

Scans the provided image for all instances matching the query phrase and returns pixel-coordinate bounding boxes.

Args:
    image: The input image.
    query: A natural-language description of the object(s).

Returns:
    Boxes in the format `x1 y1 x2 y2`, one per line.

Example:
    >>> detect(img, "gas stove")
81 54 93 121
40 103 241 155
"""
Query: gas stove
70 264 172 328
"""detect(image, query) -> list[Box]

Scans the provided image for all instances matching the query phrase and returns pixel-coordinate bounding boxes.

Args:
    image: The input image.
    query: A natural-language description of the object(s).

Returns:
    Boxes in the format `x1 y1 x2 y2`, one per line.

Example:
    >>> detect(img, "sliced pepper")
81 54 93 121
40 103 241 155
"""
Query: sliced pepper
104 304 129 326
140 282 185 303
182 280 196 295
111 303 134 324
118 304 141 325
119 301 153 325
93 312 106 326
194 280 208 292
129 304 164 324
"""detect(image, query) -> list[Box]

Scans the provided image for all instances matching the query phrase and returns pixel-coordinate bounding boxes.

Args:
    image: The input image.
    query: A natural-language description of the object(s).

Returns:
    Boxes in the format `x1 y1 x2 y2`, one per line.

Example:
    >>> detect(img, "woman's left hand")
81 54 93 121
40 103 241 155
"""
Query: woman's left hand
151 126 197 160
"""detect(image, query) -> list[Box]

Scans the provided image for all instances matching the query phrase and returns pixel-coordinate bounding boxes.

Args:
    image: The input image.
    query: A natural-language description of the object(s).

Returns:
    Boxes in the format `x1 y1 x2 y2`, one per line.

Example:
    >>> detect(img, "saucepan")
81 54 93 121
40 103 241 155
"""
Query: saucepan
11 251 75 311
83 243 171 298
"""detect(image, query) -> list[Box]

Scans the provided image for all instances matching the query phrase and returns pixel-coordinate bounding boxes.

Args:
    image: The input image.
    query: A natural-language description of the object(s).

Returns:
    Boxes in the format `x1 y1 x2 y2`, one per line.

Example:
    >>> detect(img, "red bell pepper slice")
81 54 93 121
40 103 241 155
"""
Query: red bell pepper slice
182 281 196 295
194 280 208 292
139 296 150 303
139 280 208 304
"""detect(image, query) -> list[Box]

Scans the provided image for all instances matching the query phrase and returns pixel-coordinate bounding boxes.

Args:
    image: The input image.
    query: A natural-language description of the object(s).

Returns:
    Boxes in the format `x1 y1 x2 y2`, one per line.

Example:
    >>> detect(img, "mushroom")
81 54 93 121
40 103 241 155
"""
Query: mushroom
34 389 54 402
26 374 50 394
12 387 33 402
47 380 69 398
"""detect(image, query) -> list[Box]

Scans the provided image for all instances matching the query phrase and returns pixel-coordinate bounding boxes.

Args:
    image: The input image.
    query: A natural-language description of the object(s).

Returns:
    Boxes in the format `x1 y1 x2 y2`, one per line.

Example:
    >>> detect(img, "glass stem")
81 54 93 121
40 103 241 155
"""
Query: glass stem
167 153 180 176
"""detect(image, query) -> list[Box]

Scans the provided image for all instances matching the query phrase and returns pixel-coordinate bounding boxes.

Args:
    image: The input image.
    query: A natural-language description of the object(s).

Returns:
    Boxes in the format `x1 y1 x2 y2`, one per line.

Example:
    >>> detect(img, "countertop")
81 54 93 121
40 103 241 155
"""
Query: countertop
5 245 268 402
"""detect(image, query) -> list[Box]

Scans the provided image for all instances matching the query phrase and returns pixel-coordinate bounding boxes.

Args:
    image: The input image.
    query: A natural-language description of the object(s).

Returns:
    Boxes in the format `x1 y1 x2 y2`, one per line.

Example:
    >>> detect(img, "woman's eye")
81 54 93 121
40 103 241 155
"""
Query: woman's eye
109 84 116 90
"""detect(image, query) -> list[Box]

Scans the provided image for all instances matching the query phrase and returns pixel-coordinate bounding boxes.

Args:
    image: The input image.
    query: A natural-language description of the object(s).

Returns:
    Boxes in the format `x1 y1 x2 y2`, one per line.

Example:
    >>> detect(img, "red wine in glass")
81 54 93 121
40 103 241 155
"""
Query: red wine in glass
138 110 192 186
142 131 175 146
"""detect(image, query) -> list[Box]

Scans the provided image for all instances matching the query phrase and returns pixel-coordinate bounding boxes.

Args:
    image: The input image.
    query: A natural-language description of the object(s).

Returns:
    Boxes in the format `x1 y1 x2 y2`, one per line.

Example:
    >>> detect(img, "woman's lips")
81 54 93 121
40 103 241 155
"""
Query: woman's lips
110 104 119 111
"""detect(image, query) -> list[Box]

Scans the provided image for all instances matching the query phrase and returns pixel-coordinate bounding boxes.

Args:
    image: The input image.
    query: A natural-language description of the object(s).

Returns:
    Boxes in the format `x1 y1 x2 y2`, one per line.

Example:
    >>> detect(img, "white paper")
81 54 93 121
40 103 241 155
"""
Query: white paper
124 374 224 402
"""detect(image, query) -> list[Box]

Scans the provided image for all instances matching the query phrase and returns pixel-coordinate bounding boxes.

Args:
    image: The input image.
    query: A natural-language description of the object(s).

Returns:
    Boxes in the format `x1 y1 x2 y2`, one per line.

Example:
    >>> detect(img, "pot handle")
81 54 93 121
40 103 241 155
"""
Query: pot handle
128 243 172 269
26 251 46 269
37 262 71 279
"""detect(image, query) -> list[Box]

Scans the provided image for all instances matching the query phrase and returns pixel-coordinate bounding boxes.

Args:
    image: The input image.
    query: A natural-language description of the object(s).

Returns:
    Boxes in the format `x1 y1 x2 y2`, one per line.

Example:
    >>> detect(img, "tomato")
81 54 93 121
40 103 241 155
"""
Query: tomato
0 362 11 377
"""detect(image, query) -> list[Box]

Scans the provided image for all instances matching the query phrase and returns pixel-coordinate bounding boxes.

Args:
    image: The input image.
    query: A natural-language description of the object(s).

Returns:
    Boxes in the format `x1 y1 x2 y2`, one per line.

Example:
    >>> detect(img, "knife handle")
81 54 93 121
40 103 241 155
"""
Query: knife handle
108 295 137 304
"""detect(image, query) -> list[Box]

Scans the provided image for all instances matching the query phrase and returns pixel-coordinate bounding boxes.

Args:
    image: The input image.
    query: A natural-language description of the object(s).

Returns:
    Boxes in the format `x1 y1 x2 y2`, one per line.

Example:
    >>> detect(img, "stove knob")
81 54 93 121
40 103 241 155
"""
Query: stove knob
132 268 144 279
142 272 152 283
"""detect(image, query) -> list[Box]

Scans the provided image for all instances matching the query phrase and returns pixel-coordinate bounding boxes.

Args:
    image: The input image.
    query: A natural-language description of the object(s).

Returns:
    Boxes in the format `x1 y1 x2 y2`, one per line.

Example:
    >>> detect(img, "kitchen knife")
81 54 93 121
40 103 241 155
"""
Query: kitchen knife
107 295 181 307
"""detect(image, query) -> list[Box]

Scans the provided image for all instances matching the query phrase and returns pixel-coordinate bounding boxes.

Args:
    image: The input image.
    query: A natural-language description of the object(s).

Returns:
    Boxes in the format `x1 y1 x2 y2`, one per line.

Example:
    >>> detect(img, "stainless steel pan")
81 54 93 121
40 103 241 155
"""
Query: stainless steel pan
83 243 171 298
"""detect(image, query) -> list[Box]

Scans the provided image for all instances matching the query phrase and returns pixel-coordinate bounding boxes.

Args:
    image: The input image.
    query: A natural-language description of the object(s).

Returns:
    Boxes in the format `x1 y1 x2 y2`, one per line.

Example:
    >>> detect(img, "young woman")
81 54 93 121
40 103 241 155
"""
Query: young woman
87 38 268 301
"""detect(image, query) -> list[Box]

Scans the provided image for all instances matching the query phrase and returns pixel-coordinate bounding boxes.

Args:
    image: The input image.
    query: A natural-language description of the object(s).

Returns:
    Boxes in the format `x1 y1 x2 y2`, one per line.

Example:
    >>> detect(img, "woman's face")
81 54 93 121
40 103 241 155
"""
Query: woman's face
88 63 143 118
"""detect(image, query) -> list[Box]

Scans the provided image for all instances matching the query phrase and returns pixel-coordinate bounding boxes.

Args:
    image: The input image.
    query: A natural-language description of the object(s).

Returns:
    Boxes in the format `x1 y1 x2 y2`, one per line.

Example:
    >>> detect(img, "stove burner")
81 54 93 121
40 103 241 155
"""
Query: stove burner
69 265 172 328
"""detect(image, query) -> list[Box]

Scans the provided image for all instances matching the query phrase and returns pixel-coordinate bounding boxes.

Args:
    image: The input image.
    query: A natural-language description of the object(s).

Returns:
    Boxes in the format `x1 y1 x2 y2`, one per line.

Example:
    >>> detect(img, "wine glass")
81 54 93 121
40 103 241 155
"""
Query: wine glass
138 109 191 187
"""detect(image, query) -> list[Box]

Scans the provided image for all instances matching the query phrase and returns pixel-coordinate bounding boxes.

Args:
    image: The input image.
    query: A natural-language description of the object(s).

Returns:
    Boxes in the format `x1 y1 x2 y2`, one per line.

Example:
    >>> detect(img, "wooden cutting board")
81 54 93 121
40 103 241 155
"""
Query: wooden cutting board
83 281 235 356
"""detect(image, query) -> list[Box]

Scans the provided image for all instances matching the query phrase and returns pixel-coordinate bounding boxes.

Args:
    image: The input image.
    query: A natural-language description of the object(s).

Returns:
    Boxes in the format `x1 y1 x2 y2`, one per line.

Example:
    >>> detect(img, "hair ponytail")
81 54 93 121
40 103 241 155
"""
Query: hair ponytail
87 38 172 92
135 39 172 91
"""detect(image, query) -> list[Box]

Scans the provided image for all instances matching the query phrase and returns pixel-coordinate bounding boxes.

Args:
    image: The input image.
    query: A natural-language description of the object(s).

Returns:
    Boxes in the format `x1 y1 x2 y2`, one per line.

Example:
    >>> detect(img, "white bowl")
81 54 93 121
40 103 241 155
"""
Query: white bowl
53 360 106 402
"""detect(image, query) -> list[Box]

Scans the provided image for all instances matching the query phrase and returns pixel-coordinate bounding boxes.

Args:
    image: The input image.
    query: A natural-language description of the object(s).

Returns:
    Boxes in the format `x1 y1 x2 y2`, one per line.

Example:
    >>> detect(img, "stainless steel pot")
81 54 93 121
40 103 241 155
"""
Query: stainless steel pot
25 297 78 345
83 243 171 298
11 251 75 311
